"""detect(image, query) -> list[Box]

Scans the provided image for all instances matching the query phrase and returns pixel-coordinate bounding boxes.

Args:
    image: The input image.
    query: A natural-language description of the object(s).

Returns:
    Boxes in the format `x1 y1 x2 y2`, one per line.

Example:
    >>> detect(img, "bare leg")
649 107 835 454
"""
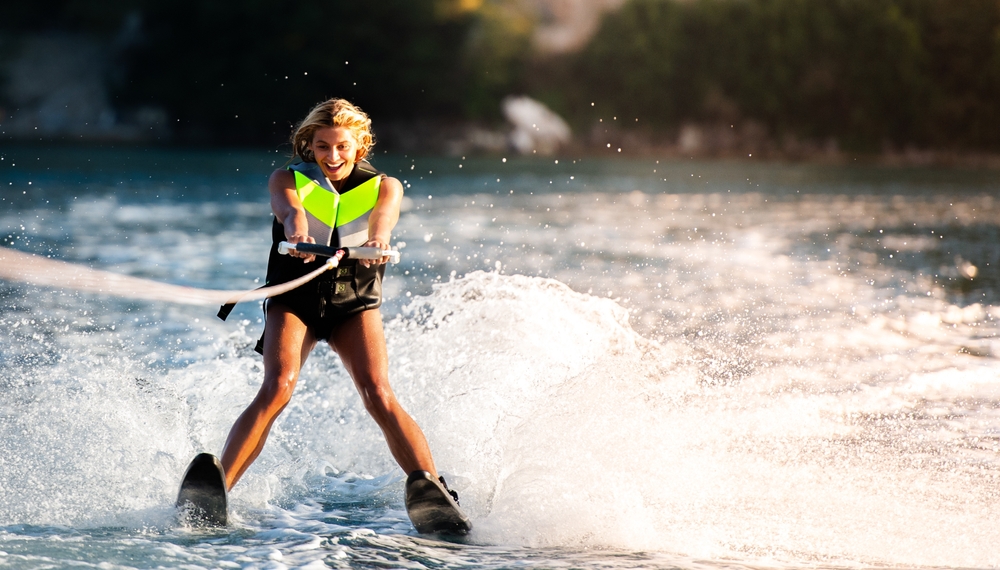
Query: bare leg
220 305 316 490
329 309 439 478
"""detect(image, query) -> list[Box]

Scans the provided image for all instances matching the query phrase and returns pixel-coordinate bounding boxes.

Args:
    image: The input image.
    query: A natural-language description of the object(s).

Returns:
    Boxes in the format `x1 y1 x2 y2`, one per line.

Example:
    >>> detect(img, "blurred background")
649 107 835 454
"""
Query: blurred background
2 0 999 164
4 4 1000 567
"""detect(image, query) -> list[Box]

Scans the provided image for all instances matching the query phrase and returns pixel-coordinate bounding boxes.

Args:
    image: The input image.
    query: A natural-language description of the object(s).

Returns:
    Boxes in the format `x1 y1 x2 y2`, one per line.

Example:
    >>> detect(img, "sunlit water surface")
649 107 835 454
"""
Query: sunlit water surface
1 147 999 569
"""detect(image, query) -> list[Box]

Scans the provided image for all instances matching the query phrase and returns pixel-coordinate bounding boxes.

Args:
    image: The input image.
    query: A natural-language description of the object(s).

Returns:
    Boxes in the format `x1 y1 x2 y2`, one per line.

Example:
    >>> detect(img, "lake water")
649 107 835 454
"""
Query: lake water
1 146 1000 569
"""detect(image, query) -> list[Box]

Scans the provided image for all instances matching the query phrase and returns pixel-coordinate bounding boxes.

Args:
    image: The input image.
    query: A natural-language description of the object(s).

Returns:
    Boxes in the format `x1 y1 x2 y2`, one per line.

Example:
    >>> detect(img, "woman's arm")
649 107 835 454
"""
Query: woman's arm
363 175 404 266
269 169 316 262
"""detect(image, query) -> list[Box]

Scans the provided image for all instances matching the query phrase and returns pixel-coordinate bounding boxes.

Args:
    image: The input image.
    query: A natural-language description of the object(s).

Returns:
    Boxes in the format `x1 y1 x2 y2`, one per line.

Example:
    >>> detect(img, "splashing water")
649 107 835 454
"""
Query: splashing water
1 149 999 568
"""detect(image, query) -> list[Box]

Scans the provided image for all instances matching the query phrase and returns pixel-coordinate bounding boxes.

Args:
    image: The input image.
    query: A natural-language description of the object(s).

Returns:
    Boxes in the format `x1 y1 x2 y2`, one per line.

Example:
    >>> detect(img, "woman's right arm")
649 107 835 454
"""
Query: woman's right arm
269 169 316 262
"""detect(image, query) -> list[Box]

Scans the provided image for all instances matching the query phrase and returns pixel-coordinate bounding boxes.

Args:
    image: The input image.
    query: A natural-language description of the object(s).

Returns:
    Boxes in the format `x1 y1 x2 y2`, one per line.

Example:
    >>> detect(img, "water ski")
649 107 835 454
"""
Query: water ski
176 453 228 527
404 470 472 535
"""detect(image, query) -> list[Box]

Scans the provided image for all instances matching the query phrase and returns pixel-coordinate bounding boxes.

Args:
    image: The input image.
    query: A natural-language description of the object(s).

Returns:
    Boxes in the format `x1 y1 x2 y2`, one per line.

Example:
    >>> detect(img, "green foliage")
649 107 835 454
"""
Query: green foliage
113 0 474 143
6 0 1000 150
0 0 486 143
570 0 1000 151
458 2 534 119
901 0 1000 147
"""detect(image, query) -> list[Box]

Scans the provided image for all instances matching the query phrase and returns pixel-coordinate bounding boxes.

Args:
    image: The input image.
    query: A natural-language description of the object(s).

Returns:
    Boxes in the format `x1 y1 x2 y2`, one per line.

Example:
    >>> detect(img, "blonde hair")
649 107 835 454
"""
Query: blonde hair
292 98 375 162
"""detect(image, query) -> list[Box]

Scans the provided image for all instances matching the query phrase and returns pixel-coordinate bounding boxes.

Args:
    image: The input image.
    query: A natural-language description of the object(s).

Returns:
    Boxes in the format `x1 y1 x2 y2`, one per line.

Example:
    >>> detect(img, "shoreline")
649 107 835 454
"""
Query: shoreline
4 128 1000 172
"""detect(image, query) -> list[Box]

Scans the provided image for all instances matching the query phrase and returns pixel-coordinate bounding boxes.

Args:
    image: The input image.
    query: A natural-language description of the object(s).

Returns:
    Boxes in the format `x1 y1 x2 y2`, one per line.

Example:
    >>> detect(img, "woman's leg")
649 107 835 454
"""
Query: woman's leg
220 305 316 490
329 309 439 478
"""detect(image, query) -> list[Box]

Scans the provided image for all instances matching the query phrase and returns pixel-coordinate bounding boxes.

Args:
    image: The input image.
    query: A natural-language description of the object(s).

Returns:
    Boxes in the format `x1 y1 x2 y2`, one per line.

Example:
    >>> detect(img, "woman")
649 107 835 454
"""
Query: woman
219 98 451 501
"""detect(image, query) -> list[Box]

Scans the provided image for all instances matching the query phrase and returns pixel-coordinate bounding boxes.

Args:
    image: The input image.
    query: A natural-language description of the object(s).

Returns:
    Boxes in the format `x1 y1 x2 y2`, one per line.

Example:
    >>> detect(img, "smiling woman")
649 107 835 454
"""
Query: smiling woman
292 99 375 167
278 100 388 253
212 98 468 532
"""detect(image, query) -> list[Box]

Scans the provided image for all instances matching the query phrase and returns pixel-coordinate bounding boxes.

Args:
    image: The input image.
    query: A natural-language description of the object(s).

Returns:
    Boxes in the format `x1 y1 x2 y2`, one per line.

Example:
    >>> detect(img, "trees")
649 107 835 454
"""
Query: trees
570 0 1000 152
114 0 475 143
4 0 999 151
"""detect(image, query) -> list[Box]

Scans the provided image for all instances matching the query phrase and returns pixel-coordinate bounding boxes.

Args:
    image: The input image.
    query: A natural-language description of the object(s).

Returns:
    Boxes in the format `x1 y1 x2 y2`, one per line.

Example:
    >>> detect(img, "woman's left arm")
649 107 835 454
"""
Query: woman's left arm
363 175 404 266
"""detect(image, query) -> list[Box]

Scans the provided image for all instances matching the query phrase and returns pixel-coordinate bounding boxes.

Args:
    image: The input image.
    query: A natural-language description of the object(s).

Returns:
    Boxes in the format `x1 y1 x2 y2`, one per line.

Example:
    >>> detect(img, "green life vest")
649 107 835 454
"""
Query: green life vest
288 160 382 248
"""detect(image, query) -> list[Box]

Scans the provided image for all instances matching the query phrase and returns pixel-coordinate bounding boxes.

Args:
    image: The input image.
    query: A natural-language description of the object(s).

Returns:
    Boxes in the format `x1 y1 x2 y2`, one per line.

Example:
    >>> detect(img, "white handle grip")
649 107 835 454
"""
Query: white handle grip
278 242 400 263
347 247 401 263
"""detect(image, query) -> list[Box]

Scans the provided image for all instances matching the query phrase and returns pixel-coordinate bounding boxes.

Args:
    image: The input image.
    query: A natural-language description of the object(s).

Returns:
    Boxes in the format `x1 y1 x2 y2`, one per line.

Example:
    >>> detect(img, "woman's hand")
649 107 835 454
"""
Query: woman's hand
360 238 391 268
287 233 316 263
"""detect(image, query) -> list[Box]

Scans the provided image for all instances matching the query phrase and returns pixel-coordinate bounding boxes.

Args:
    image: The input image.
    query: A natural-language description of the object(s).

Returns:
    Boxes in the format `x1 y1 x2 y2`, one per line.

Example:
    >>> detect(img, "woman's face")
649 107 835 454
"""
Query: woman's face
309 126 360 184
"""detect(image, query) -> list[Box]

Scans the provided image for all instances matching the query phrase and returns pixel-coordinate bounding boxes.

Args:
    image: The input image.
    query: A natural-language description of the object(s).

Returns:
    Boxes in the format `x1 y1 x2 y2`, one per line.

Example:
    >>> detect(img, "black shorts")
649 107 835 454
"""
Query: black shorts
255 260 385 353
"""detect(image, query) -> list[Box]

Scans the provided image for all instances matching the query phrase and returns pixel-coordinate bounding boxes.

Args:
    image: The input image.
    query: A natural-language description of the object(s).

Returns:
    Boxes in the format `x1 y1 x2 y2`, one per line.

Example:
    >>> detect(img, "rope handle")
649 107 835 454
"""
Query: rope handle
278 241 400 263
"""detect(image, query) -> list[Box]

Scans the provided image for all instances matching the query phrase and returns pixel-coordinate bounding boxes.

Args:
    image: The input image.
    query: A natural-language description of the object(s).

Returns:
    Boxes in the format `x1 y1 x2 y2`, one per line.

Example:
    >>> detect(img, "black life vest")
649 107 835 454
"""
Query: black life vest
265 161 384 286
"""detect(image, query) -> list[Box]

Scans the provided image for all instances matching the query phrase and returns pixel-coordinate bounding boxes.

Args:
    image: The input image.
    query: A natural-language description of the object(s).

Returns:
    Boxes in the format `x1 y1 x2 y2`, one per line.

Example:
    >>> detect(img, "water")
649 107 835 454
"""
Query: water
1 145 1000 568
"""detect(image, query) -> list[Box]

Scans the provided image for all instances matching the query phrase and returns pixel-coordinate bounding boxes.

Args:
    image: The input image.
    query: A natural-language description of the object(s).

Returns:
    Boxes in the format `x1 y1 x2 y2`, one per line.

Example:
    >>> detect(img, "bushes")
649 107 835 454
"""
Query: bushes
5 0 999 151
569 0 1000 151
0 0 489 143
112 0 534 143
114 0 476 143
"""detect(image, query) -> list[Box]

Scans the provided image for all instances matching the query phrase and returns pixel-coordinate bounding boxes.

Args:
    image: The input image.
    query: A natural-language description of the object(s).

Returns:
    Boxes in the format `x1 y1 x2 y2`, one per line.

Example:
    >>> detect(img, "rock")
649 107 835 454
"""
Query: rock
502 95 571 155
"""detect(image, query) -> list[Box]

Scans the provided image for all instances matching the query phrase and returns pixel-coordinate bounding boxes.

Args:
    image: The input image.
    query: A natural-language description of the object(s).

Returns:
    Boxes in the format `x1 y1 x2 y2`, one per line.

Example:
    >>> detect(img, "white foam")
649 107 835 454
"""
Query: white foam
5 184 1000 567
286 271 1000 566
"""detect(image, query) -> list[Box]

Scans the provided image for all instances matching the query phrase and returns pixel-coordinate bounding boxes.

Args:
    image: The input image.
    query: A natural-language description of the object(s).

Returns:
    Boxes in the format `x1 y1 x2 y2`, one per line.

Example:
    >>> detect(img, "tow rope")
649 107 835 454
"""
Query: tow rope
0 244 397 307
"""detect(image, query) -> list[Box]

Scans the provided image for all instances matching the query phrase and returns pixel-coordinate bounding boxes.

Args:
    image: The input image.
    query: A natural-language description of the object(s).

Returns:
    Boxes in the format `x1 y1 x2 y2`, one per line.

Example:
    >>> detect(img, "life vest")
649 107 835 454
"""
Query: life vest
288 160 383 248
217 160 385 336
260 160 385 291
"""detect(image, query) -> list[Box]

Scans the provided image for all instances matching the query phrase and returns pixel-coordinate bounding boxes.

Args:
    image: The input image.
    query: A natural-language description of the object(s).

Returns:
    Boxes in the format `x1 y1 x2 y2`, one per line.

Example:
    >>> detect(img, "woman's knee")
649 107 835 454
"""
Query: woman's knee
359 381 399 420
256 371 298 412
